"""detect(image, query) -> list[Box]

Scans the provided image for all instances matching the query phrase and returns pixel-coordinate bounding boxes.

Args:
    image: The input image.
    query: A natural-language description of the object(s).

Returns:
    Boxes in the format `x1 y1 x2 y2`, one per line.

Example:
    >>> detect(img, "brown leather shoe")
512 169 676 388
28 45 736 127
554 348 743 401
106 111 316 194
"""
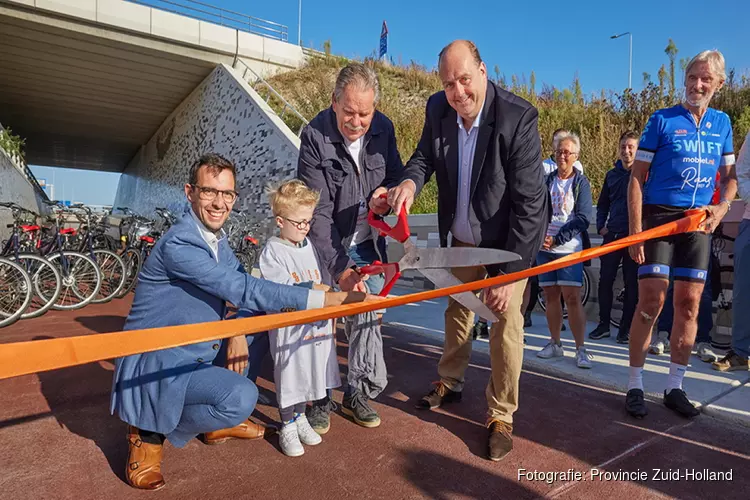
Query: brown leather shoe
415 381 462 409
487 420 513 462
126 426 165 491
202 419 278 445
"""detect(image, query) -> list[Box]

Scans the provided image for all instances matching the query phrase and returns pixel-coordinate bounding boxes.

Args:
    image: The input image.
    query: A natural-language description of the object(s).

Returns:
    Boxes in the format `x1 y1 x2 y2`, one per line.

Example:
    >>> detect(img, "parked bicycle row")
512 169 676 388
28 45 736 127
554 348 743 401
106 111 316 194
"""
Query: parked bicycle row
0 202 264 328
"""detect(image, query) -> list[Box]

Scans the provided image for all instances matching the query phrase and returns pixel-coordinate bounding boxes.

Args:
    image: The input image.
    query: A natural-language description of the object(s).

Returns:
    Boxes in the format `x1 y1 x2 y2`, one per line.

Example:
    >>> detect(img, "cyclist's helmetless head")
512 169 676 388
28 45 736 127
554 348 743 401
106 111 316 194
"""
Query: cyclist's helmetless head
684 50 726 109
184 153 238 233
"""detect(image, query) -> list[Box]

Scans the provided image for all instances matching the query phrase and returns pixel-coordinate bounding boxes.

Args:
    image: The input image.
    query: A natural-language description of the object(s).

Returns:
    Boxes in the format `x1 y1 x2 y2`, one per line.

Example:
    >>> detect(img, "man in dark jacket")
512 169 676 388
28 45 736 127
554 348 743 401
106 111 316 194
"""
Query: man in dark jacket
588 131 640 343
297 62 403 433
383 40 548 462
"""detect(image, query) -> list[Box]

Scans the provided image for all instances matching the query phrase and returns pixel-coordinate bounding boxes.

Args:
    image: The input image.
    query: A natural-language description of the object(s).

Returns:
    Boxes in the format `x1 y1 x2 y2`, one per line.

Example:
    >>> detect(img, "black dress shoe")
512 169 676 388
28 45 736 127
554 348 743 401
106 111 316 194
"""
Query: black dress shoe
487 420 513 461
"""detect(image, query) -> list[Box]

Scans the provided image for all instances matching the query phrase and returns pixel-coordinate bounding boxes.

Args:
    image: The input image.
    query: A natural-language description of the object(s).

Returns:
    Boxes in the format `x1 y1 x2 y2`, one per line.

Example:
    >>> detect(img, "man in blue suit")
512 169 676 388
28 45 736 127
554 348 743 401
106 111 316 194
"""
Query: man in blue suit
111 153 373 490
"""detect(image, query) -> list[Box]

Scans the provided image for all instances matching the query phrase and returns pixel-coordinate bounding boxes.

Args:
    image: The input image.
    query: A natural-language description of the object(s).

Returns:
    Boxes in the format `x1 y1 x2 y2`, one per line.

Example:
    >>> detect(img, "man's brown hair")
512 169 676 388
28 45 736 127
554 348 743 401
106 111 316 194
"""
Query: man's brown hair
188 153 236 186
619 130 640 143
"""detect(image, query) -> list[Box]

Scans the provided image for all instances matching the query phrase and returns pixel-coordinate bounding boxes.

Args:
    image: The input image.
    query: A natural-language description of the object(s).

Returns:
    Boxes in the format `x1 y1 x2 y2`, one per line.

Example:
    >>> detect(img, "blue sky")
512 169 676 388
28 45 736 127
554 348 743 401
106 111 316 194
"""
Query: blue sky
29 166 120 206
30 0 750 204
236 0 750 94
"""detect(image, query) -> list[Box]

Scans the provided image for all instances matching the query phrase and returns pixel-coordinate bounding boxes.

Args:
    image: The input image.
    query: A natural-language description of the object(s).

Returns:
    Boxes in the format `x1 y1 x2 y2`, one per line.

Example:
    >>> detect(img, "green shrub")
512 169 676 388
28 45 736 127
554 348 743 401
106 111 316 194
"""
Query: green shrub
0 127 25 159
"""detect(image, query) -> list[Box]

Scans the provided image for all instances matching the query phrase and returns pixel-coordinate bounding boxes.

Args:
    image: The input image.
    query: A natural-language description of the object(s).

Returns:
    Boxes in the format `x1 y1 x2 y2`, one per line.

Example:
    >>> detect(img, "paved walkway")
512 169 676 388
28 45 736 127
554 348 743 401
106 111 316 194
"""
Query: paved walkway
384 286 750 429
0 294 748 499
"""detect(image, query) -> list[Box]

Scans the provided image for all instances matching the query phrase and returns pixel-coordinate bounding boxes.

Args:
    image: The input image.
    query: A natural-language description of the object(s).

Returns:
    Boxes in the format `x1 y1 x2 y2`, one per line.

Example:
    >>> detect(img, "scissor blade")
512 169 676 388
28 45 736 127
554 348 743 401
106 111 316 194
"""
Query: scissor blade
401 247 521 271
418 268 499 322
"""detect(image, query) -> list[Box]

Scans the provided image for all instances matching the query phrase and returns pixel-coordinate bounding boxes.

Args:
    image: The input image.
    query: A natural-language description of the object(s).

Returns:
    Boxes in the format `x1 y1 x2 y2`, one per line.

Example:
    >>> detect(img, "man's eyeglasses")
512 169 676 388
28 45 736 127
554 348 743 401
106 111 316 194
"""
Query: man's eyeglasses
555 149 579 157
283 217 311 230
191 185 238 203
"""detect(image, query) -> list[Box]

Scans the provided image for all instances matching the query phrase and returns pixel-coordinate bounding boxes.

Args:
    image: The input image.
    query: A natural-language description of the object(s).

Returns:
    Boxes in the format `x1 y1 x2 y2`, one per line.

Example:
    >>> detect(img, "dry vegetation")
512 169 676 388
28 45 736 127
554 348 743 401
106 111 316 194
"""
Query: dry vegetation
260 50 750 214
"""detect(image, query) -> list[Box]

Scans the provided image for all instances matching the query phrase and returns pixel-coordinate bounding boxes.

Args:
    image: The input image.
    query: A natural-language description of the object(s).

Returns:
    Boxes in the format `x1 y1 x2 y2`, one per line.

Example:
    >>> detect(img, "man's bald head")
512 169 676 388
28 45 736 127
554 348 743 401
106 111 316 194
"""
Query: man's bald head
437 40 488 126
438 40 483 72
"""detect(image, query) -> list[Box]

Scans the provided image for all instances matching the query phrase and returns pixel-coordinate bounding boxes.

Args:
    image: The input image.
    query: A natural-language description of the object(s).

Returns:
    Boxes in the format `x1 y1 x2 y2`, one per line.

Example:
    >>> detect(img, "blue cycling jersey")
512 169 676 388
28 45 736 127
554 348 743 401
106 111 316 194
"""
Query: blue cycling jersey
635 105 735 208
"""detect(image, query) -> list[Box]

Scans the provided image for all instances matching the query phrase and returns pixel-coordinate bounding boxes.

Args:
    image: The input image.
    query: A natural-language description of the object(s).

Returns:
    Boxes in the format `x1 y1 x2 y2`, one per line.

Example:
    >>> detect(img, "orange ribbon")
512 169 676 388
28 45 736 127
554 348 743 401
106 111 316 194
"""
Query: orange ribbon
0 209 706 380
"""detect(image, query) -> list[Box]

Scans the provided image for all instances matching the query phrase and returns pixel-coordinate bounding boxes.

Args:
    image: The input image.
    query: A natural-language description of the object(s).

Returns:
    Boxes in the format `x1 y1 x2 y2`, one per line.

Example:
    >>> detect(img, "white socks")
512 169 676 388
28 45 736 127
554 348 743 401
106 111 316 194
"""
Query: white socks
627 366 644 391
665 362 687 393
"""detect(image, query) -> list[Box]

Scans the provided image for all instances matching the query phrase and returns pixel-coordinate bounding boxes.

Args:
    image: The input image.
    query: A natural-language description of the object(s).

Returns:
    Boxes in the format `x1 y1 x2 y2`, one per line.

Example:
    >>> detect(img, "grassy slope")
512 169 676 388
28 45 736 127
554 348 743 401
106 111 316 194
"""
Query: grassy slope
261 56 750 214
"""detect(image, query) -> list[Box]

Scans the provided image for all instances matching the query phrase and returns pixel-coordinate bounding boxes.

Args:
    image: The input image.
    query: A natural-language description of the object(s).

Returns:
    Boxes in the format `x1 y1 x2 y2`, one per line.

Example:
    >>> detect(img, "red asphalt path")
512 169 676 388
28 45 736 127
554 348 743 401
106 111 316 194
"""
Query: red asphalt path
0 298 748 499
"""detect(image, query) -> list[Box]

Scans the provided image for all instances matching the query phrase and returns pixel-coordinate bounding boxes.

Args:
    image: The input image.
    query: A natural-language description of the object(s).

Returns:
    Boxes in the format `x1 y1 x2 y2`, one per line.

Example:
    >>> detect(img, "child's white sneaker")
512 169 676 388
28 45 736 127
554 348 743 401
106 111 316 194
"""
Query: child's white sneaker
295 414 322 446
279 421 304 457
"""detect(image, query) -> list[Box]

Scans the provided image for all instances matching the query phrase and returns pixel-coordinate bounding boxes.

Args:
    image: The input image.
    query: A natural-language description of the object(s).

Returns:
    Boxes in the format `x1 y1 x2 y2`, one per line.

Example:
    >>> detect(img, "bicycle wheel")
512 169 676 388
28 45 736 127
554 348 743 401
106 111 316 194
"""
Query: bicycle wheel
90 249 126 304
115 248 142 298
537 267 591 318
0 257 33 328
10 253 62 319
46 251 102 310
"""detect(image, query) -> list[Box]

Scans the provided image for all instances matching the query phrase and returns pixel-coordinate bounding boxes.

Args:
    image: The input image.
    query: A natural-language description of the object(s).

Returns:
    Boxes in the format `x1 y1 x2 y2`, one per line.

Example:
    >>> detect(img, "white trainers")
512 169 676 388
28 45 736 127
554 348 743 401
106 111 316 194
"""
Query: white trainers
294 414 322 446
649 331 670 355
696 342 719 363
576 347 593 369
537 341 564 359
279 421 304 457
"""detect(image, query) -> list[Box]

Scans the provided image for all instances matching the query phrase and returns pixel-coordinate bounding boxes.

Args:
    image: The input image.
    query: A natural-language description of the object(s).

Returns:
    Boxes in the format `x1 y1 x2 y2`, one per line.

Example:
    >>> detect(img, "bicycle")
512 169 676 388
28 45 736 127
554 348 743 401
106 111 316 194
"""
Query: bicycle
0 256 33 328
0 202 62 319
114 207 161 298
37 201 102 310
226 209 262 271
69 204 126 304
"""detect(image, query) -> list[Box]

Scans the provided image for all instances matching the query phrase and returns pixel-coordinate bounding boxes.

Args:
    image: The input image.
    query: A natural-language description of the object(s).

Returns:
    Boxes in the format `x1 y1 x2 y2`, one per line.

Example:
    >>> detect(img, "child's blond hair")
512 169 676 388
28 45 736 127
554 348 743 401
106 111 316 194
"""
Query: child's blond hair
266 179 320 217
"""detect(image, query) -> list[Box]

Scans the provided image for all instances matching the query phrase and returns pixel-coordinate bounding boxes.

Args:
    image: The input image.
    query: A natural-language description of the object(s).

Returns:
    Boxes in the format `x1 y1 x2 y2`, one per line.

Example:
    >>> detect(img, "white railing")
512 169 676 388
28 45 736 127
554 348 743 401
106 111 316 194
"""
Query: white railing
232 59 309 136
126 0 289 41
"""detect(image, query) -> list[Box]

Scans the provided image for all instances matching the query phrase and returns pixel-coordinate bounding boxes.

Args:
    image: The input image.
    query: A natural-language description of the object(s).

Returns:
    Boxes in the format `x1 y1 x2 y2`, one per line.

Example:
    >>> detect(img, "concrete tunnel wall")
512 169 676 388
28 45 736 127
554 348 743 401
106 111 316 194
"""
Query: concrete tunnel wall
0 149 49 238
113 63 300 239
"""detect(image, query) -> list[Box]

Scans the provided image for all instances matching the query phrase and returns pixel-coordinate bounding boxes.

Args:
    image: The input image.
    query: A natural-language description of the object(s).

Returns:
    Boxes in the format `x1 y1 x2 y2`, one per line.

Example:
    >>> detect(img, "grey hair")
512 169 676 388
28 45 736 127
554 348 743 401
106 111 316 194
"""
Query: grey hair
553 131 581 154
333 63 380 106
685 50 727 83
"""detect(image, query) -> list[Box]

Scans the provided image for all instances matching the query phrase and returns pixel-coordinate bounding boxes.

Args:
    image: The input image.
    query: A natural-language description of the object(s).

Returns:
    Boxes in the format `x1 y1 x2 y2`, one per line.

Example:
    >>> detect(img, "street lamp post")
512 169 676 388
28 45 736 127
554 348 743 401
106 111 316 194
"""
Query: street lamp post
298 0 302 46
610 32 632 90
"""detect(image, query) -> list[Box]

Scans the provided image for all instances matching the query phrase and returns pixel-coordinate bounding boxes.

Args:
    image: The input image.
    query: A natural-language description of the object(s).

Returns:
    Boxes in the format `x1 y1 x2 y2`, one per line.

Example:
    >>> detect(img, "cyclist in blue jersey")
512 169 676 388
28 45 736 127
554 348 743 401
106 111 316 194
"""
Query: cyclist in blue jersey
625 50 738 419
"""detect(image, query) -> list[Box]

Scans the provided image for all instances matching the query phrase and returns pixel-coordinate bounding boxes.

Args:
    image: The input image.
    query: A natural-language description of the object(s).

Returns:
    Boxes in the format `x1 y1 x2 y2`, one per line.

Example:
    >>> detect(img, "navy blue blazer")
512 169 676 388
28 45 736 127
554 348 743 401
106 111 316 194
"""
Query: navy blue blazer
110 212 310 434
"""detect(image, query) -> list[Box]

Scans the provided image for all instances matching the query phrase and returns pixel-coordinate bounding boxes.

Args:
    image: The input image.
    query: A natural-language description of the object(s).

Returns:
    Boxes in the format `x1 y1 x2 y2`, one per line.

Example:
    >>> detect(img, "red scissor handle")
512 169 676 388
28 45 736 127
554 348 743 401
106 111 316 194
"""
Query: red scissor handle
358 260 401 297
367 194 410 243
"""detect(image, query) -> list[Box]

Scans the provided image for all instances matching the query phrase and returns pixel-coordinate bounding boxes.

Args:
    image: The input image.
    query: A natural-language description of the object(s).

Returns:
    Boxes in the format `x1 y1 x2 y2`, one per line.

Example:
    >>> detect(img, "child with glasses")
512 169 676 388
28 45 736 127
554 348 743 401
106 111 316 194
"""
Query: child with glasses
258 179 341 457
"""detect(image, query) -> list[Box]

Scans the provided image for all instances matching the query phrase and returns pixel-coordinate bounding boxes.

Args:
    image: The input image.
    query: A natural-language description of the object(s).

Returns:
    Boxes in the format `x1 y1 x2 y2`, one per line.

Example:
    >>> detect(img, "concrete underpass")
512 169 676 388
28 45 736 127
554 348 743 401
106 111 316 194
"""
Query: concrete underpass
0 0 308 227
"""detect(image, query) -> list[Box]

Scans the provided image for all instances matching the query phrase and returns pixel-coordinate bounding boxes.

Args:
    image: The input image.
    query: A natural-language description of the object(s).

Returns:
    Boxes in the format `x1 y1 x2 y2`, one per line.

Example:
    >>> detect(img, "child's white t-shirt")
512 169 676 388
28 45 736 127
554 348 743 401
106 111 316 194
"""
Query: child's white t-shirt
258 236 341 408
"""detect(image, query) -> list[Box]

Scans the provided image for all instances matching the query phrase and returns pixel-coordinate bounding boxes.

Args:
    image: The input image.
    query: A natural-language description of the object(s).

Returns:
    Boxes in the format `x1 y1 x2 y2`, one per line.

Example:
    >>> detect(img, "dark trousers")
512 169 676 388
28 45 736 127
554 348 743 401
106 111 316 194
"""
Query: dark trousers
598 232 638 336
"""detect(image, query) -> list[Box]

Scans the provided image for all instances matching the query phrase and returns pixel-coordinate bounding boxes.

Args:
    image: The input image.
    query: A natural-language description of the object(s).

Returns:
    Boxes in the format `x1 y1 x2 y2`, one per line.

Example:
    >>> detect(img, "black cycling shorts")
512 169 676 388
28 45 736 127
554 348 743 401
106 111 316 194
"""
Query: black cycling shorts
638 205 710 283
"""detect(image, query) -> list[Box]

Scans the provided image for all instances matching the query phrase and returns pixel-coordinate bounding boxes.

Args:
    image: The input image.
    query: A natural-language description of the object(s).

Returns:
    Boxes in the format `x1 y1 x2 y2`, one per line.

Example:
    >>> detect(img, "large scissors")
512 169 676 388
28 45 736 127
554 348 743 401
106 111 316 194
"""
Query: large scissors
359 198 521 321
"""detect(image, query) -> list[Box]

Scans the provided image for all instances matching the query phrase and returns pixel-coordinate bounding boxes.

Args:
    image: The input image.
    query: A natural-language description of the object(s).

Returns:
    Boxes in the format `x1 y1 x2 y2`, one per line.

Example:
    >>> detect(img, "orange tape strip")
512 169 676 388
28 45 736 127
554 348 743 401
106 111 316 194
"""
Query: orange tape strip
0 210 706 380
